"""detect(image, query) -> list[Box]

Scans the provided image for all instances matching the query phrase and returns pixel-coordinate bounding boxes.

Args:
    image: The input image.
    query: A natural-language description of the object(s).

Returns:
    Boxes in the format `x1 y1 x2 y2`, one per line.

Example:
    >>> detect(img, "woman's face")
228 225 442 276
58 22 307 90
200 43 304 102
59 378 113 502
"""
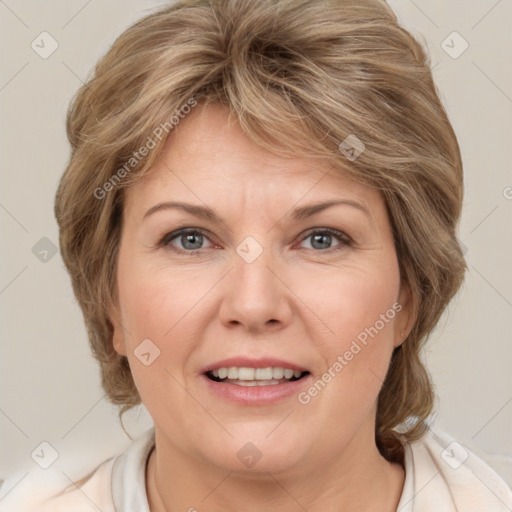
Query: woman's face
112 104 413 475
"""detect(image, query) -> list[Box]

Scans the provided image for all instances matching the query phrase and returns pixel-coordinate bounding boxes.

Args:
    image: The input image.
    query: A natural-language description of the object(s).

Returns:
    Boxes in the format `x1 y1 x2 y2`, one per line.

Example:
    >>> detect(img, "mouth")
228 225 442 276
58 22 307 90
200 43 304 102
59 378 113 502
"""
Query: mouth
201 357 312 404
205 366 310 387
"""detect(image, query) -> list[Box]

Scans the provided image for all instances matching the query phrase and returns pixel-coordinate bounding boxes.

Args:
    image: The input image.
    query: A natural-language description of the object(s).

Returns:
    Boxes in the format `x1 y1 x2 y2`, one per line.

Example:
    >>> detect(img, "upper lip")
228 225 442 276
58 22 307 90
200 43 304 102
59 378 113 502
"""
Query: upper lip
202 357 308 374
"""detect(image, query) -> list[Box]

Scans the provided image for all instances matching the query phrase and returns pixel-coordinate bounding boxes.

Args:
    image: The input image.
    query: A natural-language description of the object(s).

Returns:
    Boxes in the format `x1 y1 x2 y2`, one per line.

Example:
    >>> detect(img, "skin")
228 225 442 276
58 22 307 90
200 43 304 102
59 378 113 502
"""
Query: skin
112 104 415 511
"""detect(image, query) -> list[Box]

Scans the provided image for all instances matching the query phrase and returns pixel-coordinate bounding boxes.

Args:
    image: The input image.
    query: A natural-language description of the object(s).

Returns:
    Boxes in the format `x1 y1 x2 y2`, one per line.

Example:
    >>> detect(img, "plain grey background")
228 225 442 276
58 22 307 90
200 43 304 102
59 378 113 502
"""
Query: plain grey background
1 0 511 505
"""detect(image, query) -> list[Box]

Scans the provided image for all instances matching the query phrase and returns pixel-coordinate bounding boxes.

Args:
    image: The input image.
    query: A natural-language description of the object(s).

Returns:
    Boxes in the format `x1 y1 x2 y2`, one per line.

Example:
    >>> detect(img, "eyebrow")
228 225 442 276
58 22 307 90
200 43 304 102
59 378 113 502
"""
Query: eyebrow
143 199 369 222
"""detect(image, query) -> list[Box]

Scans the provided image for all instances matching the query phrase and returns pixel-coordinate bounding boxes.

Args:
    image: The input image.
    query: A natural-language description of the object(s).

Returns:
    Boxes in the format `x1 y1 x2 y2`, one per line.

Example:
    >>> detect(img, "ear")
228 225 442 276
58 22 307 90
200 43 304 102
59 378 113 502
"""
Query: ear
394 279 417 348
110 298 127 357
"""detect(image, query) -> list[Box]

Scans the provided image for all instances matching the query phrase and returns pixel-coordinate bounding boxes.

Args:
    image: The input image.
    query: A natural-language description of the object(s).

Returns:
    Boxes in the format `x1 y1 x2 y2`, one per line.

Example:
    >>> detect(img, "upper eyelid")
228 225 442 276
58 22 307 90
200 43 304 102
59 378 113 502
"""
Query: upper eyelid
161 227 216 246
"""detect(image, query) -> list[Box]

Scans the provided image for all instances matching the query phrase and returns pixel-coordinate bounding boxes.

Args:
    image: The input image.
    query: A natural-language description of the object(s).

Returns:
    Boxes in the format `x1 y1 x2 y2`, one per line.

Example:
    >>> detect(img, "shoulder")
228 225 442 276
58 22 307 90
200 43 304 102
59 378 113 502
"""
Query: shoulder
401 427 512 511
17 457 117 512
3 427 155 512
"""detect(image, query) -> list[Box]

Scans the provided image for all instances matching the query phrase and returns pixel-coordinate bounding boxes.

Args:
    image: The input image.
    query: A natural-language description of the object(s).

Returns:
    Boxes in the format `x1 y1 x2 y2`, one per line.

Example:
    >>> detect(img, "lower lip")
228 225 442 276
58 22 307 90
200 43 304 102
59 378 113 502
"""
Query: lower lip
201 374 312 405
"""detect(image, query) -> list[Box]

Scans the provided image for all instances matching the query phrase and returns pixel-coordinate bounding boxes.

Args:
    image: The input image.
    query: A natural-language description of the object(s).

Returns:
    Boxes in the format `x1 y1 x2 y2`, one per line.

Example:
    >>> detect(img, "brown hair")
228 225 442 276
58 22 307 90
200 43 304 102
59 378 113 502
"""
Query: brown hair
55 0 466 460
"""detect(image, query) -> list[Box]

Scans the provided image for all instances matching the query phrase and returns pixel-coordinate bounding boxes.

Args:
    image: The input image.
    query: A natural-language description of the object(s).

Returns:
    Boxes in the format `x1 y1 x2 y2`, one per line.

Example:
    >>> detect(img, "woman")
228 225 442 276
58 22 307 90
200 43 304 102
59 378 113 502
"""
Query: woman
22 0 512 510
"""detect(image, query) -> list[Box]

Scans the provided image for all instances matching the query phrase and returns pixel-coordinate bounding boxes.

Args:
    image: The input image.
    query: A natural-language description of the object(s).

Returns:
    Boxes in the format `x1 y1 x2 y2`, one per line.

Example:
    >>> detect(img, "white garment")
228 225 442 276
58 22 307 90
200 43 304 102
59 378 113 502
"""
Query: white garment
8 427 512 511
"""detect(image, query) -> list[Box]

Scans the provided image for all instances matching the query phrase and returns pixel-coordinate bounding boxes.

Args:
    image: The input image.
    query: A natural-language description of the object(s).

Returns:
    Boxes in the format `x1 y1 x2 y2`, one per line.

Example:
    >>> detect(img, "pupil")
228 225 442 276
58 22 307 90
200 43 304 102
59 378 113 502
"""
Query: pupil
183 232 203 250
312 233 331 250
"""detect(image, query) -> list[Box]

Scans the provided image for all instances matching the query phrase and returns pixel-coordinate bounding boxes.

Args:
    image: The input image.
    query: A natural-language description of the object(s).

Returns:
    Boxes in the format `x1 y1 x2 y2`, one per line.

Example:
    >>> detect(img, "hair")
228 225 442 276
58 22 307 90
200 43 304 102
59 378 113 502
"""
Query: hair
55 0 466 462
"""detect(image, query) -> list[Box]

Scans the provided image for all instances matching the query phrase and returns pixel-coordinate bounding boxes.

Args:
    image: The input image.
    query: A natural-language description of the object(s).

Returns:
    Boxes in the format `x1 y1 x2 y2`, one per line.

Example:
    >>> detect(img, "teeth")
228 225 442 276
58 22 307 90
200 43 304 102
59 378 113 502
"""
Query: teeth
238 367 255 380
255 367 273 380
231 379 282 387
210 366 304 382
273 367 284 379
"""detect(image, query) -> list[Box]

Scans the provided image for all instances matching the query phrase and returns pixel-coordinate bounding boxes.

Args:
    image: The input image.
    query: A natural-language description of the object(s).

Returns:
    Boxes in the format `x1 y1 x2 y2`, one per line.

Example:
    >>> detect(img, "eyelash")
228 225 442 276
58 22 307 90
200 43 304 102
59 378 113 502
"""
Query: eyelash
158 227 353 254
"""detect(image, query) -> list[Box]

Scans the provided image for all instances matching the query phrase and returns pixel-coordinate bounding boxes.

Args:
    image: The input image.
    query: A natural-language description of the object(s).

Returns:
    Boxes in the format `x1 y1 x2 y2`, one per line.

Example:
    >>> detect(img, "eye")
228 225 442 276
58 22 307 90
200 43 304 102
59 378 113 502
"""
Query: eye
159 227 352 254
160 228 215 252
298 228 352 251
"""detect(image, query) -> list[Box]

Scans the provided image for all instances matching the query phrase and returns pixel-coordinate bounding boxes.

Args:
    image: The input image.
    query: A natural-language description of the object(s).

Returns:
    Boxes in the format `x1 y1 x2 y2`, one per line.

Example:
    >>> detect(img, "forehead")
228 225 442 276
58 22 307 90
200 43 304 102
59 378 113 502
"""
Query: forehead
123 104 383 216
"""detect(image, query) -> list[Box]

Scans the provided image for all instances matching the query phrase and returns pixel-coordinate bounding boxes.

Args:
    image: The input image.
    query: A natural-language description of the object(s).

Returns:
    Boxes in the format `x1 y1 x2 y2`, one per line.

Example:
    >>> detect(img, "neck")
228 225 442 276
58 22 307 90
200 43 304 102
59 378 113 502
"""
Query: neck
146 427 405 512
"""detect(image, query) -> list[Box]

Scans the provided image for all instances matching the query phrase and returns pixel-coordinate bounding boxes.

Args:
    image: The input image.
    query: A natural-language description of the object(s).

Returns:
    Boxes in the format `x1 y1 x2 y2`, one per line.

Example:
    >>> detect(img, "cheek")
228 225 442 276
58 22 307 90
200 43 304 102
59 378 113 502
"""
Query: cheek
315 259 399 332
305 256 401 379
115 267 197 419
118 259 209 345
115 259 219 406
295 265 400 434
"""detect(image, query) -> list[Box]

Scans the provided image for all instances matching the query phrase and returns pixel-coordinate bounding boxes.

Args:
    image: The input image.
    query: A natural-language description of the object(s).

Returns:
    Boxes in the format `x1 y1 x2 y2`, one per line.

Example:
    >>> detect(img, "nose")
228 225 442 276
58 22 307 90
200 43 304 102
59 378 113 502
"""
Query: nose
218 246 293 335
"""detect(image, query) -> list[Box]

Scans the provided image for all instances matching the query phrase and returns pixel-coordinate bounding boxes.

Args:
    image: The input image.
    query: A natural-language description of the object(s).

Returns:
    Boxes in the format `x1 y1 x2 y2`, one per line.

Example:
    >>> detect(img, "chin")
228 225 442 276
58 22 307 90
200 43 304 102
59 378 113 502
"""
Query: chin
198 428 313 476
